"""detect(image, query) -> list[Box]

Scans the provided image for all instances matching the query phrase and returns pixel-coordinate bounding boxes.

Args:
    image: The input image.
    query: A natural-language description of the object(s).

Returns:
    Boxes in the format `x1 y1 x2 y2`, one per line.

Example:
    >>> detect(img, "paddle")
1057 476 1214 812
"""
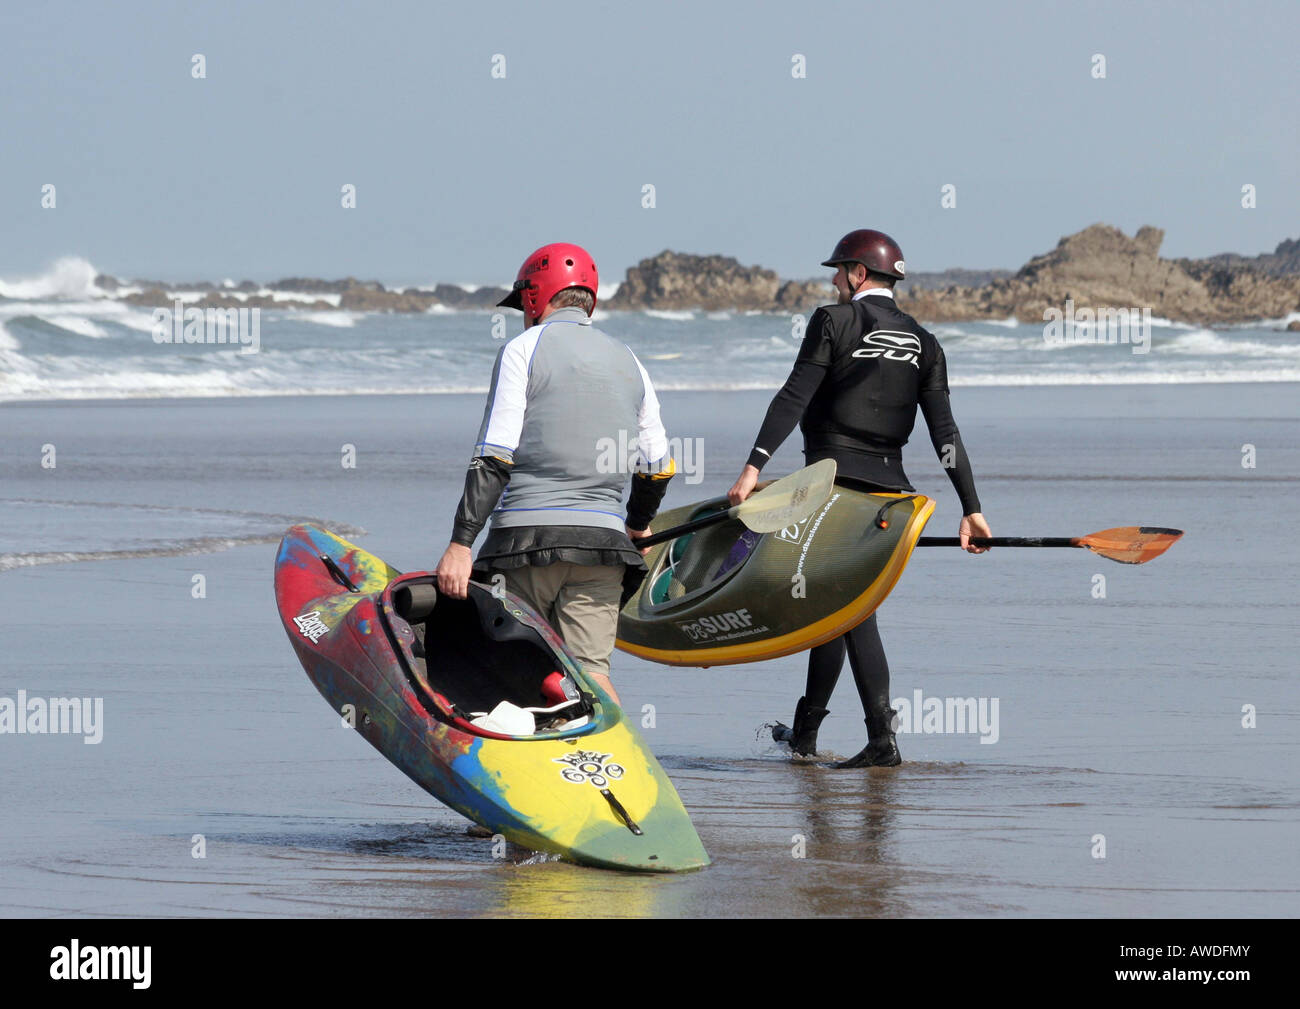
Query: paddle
638 459 838 548
917 526 1184 565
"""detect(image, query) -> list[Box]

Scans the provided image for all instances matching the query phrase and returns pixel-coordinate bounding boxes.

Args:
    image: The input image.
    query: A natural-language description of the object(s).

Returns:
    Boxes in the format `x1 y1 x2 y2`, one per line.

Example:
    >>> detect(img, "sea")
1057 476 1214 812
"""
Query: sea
1 257 1296 917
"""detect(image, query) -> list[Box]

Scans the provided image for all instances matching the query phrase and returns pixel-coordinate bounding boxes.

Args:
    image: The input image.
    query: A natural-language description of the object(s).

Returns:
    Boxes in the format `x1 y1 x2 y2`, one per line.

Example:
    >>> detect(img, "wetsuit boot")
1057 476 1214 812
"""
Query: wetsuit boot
771 696 830 756
834 704 901 768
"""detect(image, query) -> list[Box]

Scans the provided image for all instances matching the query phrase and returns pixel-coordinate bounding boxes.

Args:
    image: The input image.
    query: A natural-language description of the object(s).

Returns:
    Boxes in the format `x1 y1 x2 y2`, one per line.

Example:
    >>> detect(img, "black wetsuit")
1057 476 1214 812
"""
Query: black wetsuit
746 292 981 722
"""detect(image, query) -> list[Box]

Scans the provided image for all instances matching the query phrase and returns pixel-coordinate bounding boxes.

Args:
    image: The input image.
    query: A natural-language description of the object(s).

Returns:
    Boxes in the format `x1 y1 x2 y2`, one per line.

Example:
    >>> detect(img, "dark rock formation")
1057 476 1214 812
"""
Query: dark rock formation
774 279 833 313
430 284 510 309
608 251 781 312
85 228 1300 323
898 268 1013 292
1185 237 1300 278
269 277 385 293
338 287 437 312
195 293 334 310
897 224 1300 325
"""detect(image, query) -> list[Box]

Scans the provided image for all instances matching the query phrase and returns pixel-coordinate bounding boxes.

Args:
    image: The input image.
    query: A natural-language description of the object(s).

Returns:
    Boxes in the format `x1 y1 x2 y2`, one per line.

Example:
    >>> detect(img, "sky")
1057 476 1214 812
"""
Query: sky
1 0 1297 286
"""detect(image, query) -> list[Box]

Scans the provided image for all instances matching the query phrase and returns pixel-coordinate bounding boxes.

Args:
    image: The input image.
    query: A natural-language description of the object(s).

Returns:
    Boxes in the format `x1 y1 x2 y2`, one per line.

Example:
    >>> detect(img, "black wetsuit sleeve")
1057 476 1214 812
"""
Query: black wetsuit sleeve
745 310 833 470
450 455 512 546
626 470 674 531
918 344 982 515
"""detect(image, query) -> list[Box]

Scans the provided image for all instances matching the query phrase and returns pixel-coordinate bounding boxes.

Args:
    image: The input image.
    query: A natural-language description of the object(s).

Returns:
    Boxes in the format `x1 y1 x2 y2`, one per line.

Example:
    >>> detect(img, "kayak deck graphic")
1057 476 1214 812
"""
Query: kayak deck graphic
617 489 934 666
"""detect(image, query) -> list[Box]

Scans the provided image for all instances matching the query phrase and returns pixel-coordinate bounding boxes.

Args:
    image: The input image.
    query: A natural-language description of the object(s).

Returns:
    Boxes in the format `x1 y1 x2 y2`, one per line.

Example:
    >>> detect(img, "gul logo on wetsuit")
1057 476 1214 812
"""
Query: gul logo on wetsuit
852 330 921 368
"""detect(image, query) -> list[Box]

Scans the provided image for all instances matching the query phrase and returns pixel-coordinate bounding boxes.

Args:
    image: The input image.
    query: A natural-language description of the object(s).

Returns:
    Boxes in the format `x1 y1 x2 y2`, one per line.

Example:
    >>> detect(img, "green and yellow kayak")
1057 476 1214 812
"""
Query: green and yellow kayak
618 487 935 666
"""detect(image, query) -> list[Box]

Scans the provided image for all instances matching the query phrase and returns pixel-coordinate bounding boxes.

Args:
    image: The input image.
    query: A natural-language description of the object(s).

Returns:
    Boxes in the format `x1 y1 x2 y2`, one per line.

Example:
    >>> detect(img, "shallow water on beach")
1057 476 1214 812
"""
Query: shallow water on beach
1 385 1296 917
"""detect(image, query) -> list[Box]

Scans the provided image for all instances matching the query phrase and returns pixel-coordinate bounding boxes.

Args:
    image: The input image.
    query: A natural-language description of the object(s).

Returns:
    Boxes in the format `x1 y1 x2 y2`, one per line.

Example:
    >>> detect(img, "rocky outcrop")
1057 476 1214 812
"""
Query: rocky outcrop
195 293 334 310
120 288 336 310
338 287 437 312
430 284 510 309
898 268 1012 292
896 224 1300 325
1185 237 1300 278
774 278 832 312
608 251 782 312
88 229 1300 322
269 277 384 294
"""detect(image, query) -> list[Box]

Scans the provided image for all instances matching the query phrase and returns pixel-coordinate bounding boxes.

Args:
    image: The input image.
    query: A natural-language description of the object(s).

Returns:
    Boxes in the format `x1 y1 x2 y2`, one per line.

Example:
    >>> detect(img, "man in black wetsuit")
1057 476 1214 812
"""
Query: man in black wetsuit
728 229 991 767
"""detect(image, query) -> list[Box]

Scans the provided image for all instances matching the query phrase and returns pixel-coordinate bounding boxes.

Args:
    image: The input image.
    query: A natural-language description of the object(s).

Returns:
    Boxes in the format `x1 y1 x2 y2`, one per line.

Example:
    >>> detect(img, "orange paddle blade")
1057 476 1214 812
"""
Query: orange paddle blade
1075 527 1184 564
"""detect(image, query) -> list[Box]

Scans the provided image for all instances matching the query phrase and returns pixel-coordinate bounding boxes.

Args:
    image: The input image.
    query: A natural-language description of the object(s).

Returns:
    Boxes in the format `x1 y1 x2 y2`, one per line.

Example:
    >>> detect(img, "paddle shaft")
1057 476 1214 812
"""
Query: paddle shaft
640 508 738 548
918 537 1078 548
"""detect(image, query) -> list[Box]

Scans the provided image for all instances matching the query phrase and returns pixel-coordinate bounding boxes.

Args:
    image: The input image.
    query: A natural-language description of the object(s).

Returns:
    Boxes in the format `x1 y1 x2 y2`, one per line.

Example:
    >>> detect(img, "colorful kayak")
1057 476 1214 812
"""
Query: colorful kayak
617 487 935 666
274 523 708 873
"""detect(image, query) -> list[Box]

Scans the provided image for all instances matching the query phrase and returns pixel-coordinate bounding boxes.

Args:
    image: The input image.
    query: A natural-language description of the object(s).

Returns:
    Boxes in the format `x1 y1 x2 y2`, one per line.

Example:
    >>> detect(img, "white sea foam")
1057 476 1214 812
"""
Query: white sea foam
1151 328 1300 357
951 368 1300 386
1249 310 1300 329
0 321 18 351
596 281 621 301
269 290 342 306
644 309 695 321
299 311 357 328
0 257 104 300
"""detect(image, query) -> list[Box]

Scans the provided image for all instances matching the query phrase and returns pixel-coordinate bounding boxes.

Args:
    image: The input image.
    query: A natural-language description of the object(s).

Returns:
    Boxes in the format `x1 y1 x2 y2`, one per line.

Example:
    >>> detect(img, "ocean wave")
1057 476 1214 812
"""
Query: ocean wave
32 314 110 338
936 330 1023 350
0 498 367 573
298 311 357 328
1157 329 1300 357
0 257 103 300
951 368 1300 386
643 309 696 321
269 290 342 306
0 374 494 402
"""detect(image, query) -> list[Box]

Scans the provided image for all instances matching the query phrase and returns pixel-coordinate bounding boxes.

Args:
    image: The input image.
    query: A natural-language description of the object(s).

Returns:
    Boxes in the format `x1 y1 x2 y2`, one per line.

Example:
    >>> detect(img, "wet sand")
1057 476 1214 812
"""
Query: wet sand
1 384 1297 916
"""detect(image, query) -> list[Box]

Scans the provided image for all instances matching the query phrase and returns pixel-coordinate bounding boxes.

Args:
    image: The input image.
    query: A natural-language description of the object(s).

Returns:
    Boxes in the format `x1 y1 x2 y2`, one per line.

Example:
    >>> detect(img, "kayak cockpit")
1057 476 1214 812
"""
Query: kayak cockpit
380 576 602 741
644 507 760 611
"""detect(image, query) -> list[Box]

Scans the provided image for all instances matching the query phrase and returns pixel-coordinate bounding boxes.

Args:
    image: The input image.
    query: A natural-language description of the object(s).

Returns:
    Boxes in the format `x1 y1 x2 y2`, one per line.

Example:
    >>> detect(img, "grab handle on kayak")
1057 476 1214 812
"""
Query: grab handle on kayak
600 788 644 835
872 495 915 530
320 554 359 592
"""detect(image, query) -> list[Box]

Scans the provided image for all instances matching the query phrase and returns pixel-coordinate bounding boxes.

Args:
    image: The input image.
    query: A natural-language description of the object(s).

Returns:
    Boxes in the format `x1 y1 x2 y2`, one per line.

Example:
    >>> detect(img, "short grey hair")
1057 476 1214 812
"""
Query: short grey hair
549 287 595 313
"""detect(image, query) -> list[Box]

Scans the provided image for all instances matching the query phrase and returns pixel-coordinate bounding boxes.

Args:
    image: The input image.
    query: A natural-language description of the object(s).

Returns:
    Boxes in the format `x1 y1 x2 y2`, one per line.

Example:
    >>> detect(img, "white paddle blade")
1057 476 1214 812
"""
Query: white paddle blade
735 459 837 533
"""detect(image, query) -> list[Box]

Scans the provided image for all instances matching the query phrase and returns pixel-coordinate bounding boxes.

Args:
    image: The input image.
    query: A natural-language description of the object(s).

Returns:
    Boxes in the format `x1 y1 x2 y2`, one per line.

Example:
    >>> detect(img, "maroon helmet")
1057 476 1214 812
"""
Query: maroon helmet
821 229 906 279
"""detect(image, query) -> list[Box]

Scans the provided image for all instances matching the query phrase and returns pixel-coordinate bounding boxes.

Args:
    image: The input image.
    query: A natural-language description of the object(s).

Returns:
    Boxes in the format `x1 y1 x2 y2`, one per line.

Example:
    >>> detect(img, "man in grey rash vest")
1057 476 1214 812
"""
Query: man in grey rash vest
435 242 675 704
728 229 991 767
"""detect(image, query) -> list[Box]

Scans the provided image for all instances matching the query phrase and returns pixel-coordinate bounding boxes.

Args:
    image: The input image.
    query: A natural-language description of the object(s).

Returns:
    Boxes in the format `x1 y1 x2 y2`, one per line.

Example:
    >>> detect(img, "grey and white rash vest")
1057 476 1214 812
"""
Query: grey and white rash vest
454 307 674 556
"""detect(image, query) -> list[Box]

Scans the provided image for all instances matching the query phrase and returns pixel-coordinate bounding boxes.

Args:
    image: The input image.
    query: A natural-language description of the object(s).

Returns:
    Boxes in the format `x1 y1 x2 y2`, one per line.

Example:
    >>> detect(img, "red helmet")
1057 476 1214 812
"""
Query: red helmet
821 229 906 279
497 242 599 317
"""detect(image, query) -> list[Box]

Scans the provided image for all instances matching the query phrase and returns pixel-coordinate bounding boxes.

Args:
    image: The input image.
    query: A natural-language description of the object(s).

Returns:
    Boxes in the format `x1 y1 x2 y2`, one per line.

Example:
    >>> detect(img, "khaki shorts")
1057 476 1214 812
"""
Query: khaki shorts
492 563 625 680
